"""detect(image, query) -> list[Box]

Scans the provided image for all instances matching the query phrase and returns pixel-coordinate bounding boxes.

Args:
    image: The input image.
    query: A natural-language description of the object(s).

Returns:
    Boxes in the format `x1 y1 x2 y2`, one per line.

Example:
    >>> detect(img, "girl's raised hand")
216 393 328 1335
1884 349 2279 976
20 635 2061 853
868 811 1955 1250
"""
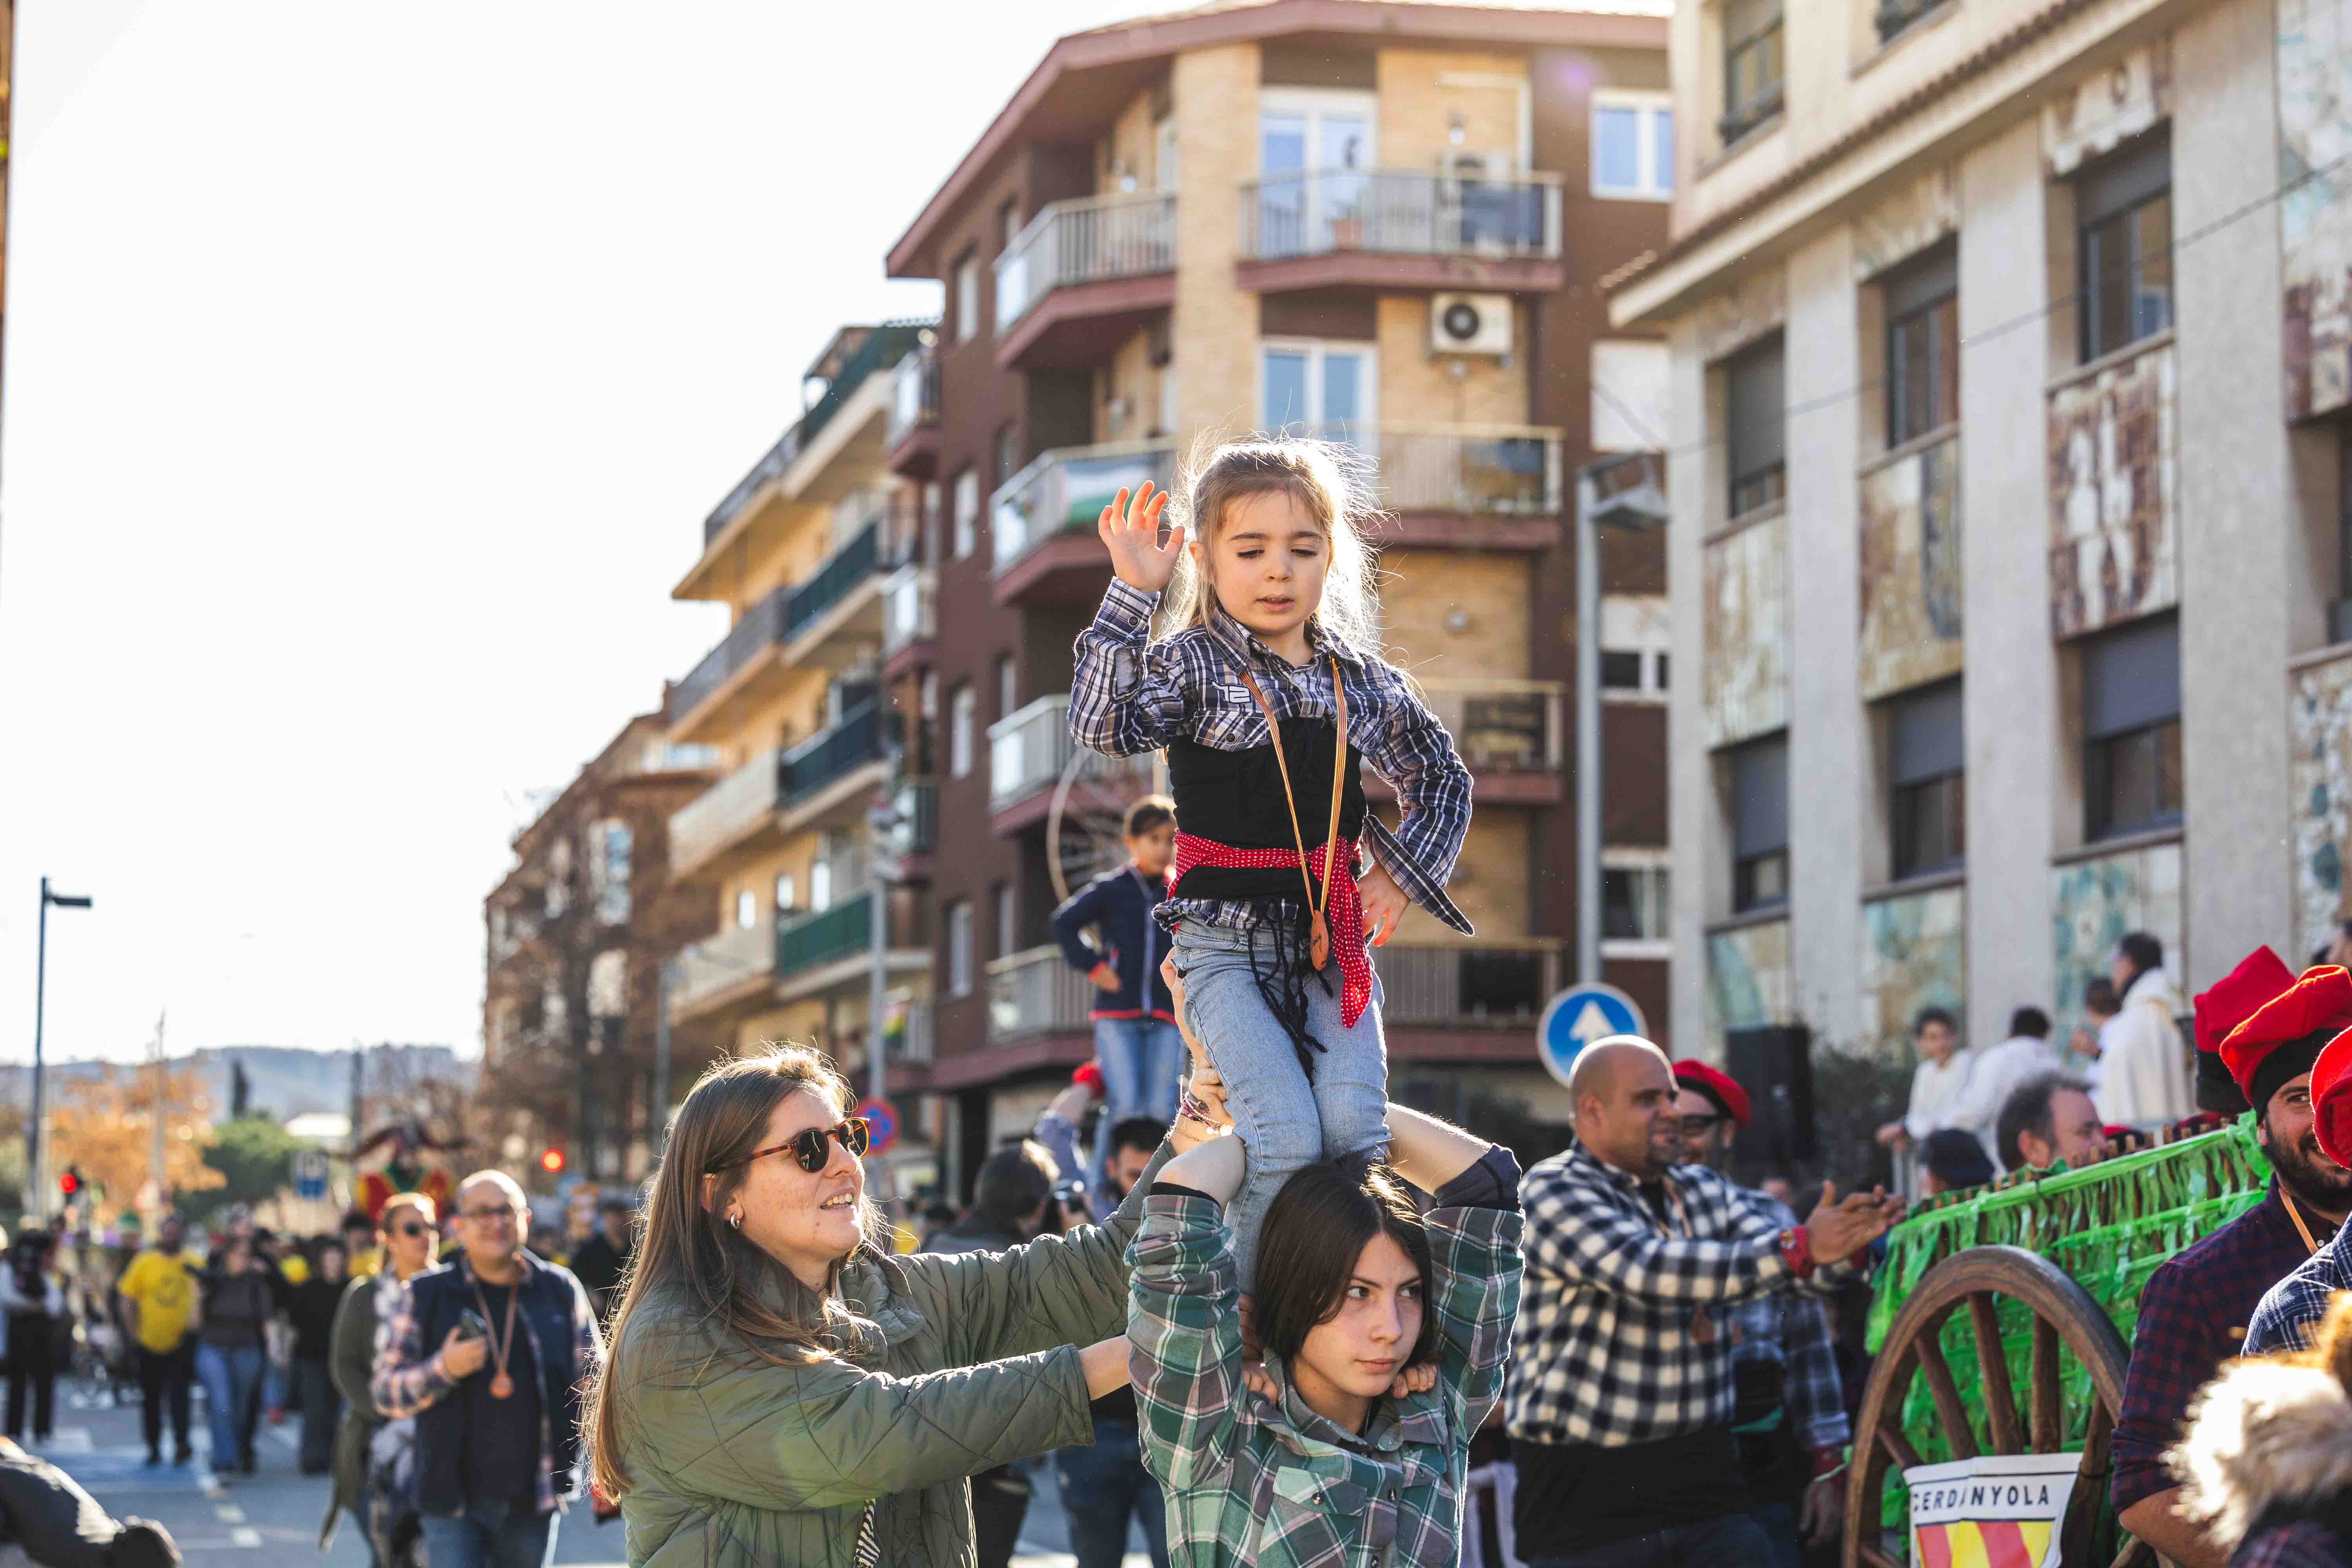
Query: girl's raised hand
1097 482 1182 593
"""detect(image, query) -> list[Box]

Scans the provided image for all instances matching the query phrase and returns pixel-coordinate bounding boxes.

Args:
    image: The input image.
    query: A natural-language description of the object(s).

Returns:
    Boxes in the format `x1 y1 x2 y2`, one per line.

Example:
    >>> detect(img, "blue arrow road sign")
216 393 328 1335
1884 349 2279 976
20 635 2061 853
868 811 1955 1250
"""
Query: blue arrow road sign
1537 983 1650 1089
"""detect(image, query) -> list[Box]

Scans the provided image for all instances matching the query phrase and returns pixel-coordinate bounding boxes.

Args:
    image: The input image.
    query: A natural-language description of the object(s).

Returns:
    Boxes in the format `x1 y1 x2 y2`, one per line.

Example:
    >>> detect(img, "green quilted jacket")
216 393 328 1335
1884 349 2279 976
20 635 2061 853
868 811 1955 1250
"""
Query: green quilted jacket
612 1145 1165 1568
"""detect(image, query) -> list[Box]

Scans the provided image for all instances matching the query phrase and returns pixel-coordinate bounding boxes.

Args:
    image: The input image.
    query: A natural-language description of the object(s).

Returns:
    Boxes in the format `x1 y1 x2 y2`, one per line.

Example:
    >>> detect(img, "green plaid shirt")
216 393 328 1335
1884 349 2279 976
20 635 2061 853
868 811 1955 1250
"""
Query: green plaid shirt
1127 1192 1524 1568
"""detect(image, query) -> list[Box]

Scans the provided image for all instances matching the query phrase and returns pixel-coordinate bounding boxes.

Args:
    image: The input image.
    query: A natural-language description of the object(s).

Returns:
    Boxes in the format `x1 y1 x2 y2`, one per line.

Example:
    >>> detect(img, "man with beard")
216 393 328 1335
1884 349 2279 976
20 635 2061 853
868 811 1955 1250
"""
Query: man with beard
2249 1012 2352 1354
2112 949 2350 1566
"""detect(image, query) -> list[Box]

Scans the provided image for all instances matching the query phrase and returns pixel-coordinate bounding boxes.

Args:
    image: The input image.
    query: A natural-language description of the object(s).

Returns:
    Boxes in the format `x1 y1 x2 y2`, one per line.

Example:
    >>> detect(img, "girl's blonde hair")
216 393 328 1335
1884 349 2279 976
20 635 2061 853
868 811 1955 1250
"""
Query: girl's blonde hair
1158 436 1382 653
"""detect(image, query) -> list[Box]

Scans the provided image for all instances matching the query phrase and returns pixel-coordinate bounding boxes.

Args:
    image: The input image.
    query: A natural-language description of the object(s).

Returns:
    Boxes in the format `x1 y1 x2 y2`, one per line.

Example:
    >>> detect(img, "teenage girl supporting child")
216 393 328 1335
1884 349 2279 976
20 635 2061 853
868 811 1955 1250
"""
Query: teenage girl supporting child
1068 439 1475 1287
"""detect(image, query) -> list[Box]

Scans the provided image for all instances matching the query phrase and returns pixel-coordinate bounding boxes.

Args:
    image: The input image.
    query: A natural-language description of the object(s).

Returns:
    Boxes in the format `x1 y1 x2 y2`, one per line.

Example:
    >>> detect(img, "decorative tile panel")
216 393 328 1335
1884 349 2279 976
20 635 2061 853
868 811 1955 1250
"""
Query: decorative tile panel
1852 166 1960 279
1704 510 1791 748
2051 839 2185 1042
1859 433 1964 701
2291 650 2352 961
2279 0 2352 421
1708 918 1793 1038
1859 887 1966 1059
2042 40 2173 176
2047 337 2179 639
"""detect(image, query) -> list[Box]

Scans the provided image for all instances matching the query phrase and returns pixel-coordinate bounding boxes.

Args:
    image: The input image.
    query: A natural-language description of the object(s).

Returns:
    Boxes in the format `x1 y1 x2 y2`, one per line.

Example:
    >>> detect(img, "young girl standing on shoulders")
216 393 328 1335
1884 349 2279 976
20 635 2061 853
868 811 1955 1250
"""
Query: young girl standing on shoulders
1067 439 1475 1287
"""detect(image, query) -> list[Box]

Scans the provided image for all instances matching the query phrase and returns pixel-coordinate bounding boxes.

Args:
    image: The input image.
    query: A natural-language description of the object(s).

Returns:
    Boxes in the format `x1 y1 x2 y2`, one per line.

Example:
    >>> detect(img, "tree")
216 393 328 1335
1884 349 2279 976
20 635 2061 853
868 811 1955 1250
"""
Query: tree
192 1117 309 1223
47 1063 223 1217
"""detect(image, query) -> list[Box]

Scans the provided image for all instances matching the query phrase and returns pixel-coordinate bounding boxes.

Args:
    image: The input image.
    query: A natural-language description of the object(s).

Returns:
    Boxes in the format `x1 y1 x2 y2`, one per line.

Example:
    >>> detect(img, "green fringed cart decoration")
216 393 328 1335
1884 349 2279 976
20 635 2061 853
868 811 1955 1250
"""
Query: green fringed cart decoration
1842 1117 2270 1568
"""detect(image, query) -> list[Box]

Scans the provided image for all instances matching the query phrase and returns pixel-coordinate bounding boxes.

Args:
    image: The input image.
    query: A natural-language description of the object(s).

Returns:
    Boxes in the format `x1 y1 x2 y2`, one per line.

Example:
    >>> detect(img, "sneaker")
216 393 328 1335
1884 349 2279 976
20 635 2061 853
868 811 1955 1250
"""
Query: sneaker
172 1447 193 1467
143 1451 160 1468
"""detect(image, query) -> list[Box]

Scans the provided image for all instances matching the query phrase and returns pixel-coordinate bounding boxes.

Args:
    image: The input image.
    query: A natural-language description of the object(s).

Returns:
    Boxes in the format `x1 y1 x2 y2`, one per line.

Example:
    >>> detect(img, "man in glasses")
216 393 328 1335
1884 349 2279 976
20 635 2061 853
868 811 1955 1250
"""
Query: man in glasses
372 1171 604 1568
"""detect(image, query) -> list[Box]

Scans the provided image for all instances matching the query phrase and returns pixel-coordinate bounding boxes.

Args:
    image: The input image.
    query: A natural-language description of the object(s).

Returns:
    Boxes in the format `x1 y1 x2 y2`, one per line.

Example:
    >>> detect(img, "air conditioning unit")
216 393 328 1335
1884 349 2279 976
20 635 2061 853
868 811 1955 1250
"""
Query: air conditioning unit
1431 292 1513 356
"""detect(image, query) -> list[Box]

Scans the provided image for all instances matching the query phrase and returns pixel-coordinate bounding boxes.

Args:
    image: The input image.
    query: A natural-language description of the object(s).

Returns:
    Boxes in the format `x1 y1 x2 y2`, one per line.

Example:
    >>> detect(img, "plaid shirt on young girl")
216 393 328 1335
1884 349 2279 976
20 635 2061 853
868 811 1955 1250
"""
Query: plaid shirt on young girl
1068 578 1474 937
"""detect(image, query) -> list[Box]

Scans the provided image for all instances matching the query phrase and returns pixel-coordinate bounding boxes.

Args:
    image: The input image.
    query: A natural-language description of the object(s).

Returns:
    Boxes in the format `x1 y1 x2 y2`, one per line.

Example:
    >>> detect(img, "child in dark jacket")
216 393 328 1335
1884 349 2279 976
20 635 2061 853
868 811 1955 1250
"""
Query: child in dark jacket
1051 796 1185 1190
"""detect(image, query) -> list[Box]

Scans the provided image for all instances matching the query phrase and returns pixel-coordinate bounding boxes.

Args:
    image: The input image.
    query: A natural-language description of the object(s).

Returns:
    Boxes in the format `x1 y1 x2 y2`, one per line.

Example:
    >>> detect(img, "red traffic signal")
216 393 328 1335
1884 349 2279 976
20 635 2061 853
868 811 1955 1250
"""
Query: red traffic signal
57 1169 79 1197
539 1147 566 1174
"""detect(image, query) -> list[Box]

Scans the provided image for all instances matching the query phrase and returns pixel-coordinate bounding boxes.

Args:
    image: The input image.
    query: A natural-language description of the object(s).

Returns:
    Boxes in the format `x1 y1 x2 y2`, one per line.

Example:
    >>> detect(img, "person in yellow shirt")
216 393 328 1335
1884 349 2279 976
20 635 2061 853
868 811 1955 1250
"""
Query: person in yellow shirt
114 1217 198 1468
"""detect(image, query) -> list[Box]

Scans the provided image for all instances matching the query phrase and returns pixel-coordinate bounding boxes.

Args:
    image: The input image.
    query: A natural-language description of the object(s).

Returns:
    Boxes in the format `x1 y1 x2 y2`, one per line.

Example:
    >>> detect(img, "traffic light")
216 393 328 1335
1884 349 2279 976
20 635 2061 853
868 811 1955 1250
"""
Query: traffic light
539 1147 566 1174
57 1167 80 1198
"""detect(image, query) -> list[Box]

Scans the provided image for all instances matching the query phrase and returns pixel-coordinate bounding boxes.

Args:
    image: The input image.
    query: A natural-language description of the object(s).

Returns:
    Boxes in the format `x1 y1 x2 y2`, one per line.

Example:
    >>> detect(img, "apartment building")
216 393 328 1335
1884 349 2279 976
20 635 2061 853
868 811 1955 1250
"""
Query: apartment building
882 0 1676 1181
659 324 943 1194
1612 0 2352 1065
482 708 719 1188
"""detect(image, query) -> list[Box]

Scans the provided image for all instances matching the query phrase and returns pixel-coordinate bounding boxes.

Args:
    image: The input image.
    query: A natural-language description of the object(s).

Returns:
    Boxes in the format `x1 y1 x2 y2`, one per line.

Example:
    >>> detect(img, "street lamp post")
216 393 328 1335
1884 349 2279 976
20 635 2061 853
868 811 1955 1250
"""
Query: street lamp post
29 878 94 1218
1572 455 1670 987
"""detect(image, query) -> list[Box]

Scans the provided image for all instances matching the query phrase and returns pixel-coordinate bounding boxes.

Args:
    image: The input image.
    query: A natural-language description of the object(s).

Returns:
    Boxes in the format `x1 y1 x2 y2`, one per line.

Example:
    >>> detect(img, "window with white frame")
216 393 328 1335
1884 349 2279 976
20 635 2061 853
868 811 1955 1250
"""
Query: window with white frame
953 468 979 559
994 881 1016 959
1256 88 1376 258
1260 341 1376 438
1592 91 1673 201
736 889 758 929
1600 595 1671 701
996 655 1016 721
774 872 796 915
1601 848 1671 953
955 252 980 343
947 899 975 996
595 820 632 924
949 683 976 779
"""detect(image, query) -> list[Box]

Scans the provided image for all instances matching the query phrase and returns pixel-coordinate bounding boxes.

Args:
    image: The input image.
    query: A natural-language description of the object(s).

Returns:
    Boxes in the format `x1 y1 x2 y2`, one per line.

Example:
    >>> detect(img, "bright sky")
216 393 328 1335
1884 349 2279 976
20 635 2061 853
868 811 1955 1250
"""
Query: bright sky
0 1 1149 1066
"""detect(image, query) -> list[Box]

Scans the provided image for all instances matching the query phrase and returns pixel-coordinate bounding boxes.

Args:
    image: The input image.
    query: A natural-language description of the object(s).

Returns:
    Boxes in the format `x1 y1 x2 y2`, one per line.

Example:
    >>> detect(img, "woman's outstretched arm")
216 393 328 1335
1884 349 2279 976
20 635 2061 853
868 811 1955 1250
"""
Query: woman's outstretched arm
1127 1133 1248 1496
1382 1102 1490 1195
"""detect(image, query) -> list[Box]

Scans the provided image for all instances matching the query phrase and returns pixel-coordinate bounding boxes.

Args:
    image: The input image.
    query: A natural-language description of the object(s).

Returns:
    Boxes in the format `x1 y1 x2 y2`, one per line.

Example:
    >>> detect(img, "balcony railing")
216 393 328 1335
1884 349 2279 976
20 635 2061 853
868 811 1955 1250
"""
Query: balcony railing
987 945 1097 1042
667 583 791 723
995 192 1177 330
1238 169 1564 262
782 702 885 806
777 889 875 979
1298 424 1561 516
989 692 1149 811
784 521 881 640
1417 679 1565 771
885 341 940 448
993 440 1178 575
703 321 930 545
669 747 784 872
882 564 936 654
673 921 772 1017
1379 941 1565 1026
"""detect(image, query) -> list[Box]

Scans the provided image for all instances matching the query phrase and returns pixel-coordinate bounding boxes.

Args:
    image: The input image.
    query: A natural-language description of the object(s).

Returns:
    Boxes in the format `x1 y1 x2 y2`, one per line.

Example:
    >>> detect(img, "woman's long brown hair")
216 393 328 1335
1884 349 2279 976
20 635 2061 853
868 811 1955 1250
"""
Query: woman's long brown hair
584 1047 885 1498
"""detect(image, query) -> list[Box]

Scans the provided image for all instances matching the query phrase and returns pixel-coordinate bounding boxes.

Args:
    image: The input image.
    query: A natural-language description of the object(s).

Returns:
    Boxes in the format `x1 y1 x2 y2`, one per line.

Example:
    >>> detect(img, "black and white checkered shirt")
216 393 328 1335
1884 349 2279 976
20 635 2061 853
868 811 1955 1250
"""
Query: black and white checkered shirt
1069 577 1474 935
1507 1144 1857 1448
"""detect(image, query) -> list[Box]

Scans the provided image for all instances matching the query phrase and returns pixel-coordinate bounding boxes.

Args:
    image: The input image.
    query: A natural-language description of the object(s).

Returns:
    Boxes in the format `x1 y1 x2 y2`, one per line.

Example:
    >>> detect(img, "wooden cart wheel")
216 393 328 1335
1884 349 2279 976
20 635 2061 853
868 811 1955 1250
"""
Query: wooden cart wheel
1842 1246 2151 1568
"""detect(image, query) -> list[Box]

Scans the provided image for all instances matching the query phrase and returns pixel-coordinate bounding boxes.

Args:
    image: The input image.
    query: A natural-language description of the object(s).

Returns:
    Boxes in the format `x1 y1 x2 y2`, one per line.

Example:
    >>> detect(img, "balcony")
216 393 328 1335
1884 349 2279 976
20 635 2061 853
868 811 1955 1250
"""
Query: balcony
988 692 1155 835
993 192 1177 369
671 920 774 1024
1378 679 1564 806
779 701 889 828
671 890 931 1028
885 775 938 870
779 520 886 672
1303 424 1563 549
991 440 1177 604
885 342 941 479
880 563 937 679
987 945 1097 1044
666 583 792 739
669 747 785 882
1236 170 1565 294
666 526 884 741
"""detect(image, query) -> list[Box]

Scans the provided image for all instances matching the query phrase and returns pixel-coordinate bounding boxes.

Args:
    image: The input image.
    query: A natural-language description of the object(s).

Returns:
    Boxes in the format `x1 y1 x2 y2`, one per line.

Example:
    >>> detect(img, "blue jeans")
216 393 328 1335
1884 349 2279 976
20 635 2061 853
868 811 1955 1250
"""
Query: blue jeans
194 1344 263 1468
419 1499 557 1568
1748 1501 1800 1568
1530 1512 1774 1568
1091 1018 1185 1190
1169 920 1388 1289
1054 1419 1169 1568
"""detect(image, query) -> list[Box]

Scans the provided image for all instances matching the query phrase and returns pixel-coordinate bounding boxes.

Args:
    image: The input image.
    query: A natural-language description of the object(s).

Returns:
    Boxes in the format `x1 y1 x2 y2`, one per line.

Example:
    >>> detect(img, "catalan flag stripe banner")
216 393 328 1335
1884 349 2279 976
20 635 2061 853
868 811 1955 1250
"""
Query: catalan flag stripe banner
1912 1519 2055 1568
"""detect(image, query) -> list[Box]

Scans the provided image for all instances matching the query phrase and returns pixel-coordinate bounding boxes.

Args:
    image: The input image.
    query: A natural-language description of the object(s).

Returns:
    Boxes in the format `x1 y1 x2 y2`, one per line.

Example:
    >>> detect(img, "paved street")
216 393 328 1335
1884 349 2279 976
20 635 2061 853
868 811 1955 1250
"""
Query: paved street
22 1374 1142 1568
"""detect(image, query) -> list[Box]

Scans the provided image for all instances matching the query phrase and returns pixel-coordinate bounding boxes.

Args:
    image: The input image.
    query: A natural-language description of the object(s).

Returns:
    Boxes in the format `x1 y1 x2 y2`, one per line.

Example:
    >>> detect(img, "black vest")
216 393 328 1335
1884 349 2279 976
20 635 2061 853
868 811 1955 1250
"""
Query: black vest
1167 717 1365 906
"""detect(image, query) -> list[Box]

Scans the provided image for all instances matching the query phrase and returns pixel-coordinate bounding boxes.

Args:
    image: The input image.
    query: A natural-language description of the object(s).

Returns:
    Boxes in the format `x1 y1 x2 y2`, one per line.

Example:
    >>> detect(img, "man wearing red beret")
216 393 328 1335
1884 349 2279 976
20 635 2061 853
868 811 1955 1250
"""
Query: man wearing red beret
2247 1005 2352 1357
2113 952 2352 1566
1672 1062 1849 1568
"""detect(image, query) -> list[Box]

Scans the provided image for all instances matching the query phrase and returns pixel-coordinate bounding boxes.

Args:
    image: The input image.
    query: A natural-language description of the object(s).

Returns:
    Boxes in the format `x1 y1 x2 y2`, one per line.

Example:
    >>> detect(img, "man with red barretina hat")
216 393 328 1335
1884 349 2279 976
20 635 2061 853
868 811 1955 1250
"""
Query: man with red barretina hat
2112 953 2352 1566
1669 1061 1850 1568
2247 988 2352 1357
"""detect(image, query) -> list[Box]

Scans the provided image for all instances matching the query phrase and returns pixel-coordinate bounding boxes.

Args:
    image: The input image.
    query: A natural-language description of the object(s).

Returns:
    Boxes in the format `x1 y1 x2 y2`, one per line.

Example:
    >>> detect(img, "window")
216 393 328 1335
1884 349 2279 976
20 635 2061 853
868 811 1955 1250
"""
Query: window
994 881 1016 959
736 889 758 929
953 468 979 559
809 854 833 912
1155 115 1178 193
949 683 976 779
588 950 628 1022
1601 595 1671 701
1725 336 1786 517
2078 135 2172 363
996 655 1016 720
595 820 633 924
954 252 979 343
947 899 975 996
1257 89 1375 256
1721 0 1785 142
1592 92 1673 201
1261 341 1376 437
1730 733 1789 911
2083 615 2182 841
1889 680 1965 878
1876 0 1942 44
1602 850 1671 948
994 423 1018 488
774 873 796 914
1884 245 1958 447
998 200 1020 253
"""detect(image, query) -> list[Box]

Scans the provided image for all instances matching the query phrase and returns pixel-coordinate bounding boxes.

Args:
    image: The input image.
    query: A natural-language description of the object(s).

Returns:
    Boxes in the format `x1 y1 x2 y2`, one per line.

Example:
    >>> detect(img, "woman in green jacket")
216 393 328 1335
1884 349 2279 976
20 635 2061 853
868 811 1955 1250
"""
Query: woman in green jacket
586 1045 1197 1568
316 1192 437 1565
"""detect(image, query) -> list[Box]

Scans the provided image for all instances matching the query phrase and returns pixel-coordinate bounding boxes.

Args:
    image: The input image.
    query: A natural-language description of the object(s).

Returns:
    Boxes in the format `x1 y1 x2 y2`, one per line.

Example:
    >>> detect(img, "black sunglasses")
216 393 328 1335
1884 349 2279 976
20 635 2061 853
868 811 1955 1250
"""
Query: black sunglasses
710 1117 871 1175
388 1222 428 1239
